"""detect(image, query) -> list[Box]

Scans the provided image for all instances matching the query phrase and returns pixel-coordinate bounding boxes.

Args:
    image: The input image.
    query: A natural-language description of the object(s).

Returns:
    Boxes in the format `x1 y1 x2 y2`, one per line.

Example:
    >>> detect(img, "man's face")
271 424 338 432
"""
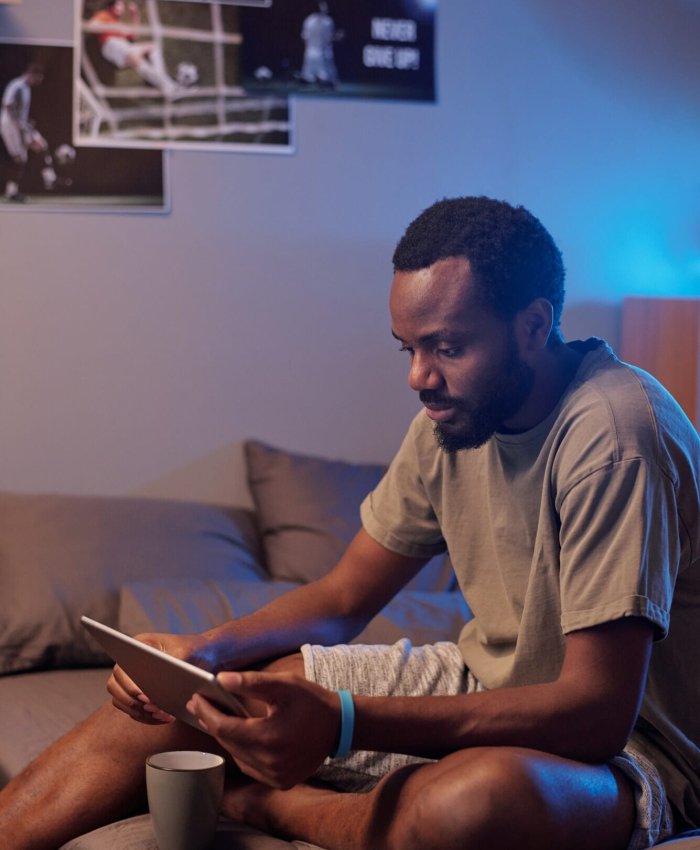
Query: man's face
390 256 534 452
111 1 125 17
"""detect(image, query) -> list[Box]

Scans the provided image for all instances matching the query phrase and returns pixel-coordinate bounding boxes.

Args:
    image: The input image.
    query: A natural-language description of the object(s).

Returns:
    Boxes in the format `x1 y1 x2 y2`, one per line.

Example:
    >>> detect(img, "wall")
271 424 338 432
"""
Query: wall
1 0 698 506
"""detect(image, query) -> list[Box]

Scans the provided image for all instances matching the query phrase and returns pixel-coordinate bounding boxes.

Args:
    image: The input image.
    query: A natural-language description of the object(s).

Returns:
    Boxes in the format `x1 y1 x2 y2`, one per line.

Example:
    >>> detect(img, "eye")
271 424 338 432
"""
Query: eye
437 347 463 359
398 345 415 356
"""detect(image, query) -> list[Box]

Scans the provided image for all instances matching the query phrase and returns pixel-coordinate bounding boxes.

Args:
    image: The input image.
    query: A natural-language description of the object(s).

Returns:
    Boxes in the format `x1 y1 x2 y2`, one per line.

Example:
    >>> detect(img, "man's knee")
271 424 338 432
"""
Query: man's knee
398 749 533 846
382 747 633 850
379 748 574 850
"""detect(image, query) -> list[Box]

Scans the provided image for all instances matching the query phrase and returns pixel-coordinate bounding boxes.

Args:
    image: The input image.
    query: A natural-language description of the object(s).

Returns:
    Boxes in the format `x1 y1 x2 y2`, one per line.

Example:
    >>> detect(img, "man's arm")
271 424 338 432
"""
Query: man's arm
107 528 430 718
188 616 654 789
350 615 654 763
198 527 429 670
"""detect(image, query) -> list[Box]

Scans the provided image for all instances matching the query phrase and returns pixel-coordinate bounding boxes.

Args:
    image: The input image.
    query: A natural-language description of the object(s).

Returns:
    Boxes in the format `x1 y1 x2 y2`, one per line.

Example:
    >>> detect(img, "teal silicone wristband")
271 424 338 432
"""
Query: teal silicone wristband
333 689 355 759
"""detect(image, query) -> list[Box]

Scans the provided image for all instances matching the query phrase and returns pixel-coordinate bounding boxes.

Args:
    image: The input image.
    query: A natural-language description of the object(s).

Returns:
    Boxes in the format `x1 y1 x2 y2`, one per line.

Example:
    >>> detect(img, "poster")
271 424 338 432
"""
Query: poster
167 0 271 5
238 0 436 102
74 0 293 152
0 38 168 212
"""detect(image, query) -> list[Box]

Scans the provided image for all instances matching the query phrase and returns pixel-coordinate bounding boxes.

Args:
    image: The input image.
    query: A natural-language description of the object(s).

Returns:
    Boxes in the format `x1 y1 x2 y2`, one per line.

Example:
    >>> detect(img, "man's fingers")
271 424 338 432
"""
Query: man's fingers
109 664 147 702
106 665 173 724
187 692 248 732
216 670 291 702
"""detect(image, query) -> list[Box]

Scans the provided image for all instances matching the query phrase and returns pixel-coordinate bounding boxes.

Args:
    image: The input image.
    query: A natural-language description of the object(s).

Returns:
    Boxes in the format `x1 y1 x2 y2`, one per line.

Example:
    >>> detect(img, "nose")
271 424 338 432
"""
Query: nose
408 352 444 392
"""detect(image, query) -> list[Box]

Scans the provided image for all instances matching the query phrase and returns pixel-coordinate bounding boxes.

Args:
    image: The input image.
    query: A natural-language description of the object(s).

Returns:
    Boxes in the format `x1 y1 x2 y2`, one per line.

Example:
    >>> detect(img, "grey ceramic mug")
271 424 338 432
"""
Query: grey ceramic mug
146 750 225 850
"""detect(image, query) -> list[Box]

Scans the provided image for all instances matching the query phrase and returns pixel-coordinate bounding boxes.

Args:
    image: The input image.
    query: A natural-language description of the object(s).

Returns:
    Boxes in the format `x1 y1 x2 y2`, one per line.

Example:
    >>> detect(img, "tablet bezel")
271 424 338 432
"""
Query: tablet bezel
80 616 248 731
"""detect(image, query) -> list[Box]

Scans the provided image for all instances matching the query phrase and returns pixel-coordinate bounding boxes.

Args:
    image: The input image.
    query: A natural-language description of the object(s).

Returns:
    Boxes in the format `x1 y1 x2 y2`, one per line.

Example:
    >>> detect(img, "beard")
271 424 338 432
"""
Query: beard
423 336 535 453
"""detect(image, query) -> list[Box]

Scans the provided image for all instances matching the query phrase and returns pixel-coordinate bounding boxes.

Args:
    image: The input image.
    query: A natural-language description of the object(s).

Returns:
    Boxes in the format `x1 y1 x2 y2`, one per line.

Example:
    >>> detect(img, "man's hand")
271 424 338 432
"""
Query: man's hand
24 127 47 153
187 671 340 789
106 631 213 724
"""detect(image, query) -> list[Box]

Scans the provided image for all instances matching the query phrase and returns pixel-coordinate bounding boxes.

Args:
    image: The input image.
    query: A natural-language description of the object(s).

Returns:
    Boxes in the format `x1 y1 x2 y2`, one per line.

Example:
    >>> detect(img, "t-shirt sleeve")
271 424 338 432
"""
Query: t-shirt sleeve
2 81 19 112
361 413 447 560
557 457 680 638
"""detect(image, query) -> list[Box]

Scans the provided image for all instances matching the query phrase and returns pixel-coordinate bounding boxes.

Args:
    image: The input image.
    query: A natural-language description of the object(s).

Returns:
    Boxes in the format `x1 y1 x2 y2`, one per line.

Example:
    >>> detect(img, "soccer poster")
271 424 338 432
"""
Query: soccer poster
0 39 168 212
238 0 436 102
74 0 294 153
167 0 271 5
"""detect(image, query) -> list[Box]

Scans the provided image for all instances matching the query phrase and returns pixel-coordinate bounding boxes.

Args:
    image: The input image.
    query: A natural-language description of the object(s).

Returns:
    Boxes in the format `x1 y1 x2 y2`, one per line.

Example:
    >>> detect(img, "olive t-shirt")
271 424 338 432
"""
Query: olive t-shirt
360 339 700 826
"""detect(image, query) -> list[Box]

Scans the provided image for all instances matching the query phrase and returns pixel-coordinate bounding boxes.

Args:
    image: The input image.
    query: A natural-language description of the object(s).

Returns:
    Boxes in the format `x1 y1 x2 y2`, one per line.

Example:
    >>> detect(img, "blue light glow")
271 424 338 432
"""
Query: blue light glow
410 0 438 13
577 190 700 300
612 234 700 298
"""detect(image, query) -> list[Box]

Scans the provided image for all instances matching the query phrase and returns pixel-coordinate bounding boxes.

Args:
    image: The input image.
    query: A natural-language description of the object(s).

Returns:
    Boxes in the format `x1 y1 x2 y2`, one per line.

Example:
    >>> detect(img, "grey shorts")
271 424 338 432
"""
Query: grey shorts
301 638 675 850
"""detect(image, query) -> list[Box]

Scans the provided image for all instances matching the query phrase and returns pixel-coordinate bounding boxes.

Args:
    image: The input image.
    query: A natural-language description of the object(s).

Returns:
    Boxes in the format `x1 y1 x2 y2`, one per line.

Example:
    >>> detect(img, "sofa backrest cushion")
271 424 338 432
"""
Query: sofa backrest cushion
245 440 456 592
0 493 263 675
118 577 469 649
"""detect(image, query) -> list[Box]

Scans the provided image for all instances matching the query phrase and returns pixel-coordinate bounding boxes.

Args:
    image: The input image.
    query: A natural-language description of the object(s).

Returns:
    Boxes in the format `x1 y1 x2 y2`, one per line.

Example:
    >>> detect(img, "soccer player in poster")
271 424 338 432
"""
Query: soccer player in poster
300 2 342 87
0 61 48 202
87 0 180 97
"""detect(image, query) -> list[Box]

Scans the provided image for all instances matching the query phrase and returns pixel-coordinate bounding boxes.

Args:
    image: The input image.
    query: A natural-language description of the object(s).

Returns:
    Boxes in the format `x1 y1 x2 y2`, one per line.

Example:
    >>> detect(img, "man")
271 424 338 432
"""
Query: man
300 1 340 87
0 197 697 850
0 62 47 202
87 0 178 97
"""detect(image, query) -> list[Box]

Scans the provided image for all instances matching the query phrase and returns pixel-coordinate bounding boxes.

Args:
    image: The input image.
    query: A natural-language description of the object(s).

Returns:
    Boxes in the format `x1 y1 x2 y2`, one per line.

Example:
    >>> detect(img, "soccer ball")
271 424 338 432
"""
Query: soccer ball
54 144 77 167
41 166 57 190
176 62 199 87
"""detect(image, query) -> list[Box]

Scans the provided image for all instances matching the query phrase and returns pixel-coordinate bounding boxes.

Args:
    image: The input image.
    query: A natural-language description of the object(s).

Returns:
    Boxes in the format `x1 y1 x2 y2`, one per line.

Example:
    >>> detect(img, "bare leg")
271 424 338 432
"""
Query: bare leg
222 746 637 850
124 43 177 96
0 654 304 849
0 701 218 850
3 156 25 198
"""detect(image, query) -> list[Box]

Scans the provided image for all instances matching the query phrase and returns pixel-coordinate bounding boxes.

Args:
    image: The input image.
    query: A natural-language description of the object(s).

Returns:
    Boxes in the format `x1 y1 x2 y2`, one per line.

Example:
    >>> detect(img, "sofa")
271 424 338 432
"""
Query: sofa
1 440 698 849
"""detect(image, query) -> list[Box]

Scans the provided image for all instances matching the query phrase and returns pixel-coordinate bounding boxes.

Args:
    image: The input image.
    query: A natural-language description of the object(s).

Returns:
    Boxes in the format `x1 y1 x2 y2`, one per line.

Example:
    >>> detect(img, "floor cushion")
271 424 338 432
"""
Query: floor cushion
60 814 326 849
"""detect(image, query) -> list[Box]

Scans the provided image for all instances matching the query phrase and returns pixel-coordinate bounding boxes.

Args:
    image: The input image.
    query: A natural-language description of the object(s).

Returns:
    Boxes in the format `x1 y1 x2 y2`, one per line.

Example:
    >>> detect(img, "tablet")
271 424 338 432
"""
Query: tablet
80 616 248 731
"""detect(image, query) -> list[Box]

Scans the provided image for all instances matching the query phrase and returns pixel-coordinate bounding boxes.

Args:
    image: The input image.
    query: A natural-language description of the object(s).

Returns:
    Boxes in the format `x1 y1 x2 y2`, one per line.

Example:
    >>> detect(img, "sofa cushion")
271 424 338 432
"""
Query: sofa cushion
244 440 456 592
0 493 264 675
119 577 299 637
0 668 111 787
118 577 470 648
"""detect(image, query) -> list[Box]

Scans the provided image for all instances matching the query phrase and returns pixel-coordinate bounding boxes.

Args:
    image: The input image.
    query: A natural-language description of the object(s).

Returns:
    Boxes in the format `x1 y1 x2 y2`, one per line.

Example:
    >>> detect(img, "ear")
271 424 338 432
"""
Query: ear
515 298 554 353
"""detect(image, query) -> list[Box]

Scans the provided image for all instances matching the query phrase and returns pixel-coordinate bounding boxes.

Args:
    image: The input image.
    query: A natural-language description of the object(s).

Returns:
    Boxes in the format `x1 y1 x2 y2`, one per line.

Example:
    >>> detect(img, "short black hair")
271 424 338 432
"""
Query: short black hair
393 196 566 340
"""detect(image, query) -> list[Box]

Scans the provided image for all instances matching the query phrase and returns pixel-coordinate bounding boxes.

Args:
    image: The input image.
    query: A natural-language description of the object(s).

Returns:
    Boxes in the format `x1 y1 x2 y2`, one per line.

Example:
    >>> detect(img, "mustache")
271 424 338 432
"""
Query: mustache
419 390 465 407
